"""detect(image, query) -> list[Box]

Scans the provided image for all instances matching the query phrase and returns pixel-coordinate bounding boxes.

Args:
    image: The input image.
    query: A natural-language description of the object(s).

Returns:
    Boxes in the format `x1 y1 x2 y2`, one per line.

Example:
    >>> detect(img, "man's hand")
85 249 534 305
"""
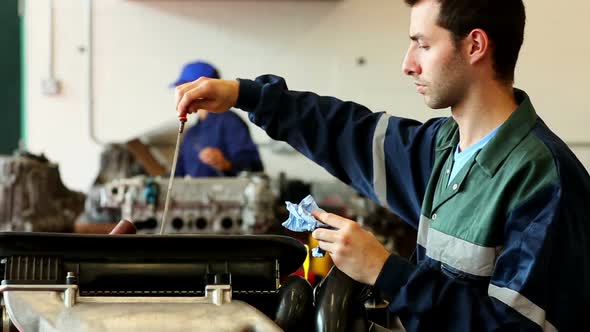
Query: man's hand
311 210 391 285
175 78 239 120
109 219 137 235
199 147 232 171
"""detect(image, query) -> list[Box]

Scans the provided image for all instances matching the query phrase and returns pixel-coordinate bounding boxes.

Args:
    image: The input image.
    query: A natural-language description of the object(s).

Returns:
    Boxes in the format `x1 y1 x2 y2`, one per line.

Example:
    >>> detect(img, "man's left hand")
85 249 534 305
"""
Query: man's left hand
199 147 232 171
311 210 391 285
109 219 137 235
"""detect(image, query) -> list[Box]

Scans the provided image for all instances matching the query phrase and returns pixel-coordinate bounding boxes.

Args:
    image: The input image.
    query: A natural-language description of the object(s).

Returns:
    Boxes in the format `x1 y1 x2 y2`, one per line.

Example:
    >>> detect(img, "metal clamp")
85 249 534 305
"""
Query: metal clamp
0 283 234 308
0 284 79 309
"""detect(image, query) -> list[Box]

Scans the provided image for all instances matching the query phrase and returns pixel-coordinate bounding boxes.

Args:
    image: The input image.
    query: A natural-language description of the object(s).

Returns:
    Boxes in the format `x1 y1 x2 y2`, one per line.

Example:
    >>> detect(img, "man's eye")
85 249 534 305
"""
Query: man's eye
419 45 429 50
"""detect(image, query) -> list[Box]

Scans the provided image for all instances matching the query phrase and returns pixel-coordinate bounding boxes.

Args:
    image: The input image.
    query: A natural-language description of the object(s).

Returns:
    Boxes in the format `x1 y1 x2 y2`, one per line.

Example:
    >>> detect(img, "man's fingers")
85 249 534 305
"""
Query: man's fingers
175 82 196 112
183 100 218 119
177 89 200 117
175 79 238 118
109 219 137 235
175 77 208 109
199 148 223 165
187 104 202 116
199 149 216 162
199 155 221 168
200 147 213 154
312 228 340 243
199 154 212 164
177 83 212 117
317 240 336 254
311 210 348 229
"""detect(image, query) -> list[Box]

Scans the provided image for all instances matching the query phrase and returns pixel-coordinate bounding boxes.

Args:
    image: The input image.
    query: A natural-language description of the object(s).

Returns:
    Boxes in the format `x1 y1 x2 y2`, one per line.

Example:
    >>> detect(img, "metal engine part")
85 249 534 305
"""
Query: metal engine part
100 174 276 234
2 287 281 332
0 151 85 232
0 232 310 332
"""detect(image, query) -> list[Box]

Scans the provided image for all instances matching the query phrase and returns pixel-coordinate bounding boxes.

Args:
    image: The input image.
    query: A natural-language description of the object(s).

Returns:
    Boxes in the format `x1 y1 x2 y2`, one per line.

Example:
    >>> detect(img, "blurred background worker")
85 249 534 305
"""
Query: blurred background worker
171 60 263 177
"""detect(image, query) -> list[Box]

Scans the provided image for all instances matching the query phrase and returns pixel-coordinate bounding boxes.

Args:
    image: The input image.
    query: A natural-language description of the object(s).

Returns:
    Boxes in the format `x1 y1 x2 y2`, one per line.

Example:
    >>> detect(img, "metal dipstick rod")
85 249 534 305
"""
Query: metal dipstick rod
159 117 186 235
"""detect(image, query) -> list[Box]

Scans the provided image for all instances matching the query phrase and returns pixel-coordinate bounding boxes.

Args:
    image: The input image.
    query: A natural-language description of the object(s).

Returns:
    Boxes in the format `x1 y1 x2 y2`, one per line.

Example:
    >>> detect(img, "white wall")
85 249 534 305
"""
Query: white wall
24 0 590 192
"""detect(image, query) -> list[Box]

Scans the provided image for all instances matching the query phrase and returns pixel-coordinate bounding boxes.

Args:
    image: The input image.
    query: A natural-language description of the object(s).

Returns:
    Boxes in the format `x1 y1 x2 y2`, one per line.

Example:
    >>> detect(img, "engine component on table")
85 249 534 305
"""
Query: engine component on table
99 173 276 234
0 151 85 232
0 232 309 332
80 144 149 225
93 144 147 185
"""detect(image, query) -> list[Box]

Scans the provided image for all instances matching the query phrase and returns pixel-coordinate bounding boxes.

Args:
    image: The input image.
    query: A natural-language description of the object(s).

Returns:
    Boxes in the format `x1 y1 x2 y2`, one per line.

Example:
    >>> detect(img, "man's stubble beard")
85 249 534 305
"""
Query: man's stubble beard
423 52 469 110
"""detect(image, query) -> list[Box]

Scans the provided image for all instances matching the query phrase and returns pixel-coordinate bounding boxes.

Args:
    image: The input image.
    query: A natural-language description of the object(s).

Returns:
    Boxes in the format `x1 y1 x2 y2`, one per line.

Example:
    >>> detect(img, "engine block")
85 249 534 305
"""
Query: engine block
100 174 276 234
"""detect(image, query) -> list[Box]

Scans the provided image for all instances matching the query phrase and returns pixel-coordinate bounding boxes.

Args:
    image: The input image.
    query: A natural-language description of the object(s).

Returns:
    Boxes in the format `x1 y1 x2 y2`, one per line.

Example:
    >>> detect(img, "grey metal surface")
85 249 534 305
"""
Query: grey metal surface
0 283 232 307
3 291 282 332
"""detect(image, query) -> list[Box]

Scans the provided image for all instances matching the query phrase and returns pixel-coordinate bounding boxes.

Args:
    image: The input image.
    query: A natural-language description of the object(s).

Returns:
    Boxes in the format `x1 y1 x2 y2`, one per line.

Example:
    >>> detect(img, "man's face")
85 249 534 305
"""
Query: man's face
402 0 470 109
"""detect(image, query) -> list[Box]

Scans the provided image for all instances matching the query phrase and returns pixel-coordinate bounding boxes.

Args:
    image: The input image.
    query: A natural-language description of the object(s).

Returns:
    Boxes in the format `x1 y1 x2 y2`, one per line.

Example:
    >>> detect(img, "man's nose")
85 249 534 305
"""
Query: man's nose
402 48 421 77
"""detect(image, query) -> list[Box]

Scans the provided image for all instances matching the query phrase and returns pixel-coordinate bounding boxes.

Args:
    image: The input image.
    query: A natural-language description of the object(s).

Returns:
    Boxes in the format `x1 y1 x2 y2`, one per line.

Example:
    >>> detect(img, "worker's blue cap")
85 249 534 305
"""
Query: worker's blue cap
170 61 220 87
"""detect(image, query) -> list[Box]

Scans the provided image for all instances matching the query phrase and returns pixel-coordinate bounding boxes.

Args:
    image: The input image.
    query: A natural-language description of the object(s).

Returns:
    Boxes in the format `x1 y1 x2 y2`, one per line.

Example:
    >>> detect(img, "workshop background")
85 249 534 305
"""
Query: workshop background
8 0 589 192
0 1 589 330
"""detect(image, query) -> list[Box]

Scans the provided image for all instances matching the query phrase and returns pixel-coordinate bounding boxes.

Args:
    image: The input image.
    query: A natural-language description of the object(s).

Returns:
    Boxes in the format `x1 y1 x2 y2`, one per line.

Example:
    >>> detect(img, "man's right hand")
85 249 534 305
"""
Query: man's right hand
175 78 239 120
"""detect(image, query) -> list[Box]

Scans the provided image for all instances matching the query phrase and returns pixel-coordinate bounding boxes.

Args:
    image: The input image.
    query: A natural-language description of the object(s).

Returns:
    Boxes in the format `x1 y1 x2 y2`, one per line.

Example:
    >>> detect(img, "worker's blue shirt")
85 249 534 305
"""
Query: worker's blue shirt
448 126 498 185
235 74 590 332
175 111 263 177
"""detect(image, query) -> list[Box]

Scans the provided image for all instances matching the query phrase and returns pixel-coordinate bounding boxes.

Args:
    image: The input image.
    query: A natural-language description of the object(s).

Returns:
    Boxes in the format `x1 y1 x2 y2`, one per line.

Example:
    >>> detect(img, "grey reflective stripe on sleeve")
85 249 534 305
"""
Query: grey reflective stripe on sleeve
417 215 431 247
426 227 498 276
419 215 498 277
488 284 558 332
372 114 391 207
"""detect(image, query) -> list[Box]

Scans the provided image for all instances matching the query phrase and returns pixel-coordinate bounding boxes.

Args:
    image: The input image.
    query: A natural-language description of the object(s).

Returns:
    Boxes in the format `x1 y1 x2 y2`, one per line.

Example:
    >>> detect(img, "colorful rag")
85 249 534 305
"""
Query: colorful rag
282 195 329 257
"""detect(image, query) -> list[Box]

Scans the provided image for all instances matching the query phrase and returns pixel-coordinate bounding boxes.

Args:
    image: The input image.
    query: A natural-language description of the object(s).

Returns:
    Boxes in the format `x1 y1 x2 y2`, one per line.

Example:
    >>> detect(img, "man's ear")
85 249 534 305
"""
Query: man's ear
465 28 490 65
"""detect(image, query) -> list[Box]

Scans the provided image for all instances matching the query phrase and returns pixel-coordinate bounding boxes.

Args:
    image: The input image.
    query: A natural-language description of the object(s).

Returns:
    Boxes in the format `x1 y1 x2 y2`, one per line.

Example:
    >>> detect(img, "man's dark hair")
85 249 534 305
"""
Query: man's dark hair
405 0 526 83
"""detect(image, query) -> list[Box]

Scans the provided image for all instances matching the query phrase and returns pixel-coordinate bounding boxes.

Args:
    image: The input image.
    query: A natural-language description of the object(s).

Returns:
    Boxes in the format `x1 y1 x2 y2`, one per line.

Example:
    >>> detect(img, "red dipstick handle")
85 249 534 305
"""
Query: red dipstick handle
178 114 187 133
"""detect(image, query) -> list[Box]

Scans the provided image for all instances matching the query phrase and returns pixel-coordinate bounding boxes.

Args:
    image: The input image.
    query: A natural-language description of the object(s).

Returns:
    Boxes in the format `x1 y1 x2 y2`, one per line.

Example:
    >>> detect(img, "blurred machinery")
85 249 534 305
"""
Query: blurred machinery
99 174 276 234
0 150 85 232
82 139 415 256
86 168 415 256
80 143 152 225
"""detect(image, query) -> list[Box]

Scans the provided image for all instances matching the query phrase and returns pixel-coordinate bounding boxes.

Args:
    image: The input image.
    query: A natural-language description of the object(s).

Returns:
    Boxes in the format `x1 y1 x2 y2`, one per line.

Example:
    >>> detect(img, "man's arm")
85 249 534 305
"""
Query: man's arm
370 182 584 331
236 75 445 227
175 74 445 226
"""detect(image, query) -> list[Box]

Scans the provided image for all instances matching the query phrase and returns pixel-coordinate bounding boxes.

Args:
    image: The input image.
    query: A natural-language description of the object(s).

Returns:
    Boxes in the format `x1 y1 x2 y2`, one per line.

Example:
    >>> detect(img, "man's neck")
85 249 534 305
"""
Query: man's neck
451 80 518 151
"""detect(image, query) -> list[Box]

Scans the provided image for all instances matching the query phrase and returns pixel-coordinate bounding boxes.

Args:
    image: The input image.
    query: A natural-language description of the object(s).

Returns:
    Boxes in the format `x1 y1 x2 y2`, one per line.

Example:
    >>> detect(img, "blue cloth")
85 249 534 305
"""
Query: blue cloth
311 247 324 258
282 195 326 231
175 111 263 178
282 195 329 257
448 126 499 184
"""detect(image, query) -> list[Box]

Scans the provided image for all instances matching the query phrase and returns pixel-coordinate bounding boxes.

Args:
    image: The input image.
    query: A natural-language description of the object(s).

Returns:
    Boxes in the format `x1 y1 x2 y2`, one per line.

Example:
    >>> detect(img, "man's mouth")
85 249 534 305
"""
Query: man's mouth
415 83 427 94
